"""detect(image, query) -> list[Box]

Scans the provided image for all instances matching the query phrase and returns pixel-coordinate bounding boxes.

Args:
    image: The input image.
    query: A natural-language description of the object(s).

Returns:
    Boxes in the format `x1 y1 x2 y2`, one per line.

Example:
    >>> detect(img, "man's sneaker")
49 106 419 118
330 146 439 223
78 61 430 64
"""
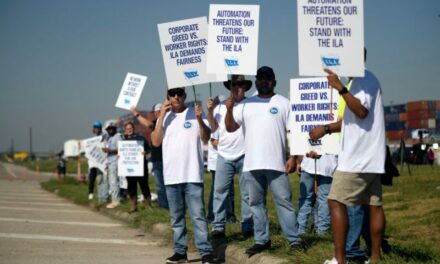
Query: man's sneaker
347 255 370 264
201 253 215 264
290 241 305 251
166 252 187 263
245 240 271 257
88 193 94 200
323 257 340 264
106 201 120 209
211 230 226 240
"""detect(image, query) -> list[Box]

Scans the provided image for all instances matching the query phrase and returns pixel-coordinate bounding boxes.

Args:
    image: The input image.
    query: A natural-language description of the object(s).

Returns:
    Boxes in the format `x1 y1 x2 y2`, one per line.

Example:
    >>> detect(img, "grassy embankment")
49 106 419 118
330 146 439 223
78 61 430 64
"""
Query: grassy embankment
18 159 440 263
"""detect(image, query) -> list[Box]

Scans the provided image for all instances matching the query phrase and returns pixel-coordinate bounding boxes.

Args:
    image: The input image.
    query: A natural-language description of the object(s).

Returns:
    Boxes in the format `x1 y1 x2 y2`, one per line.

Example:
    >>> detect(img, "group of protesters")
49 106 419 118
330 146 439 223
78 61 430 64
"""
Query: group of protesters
84 52 387 264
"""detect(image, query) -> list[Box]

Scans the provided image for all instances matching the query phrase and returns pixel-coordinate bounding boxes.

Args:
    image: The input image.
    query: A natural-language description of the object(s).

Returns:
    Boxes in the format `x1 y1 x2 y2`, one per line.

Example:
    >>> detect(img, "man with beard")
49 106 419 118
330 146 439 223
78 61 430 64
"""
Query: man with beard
224 66 302 256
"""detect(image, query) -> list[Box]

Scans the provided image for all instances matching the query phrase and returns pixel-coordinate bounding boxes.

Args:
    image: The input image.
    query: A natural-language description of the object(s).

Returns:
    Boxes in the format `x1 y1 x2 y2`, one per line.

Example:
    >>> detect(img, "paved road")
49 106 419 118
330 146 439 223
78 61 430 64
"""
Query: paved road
0 163 200 264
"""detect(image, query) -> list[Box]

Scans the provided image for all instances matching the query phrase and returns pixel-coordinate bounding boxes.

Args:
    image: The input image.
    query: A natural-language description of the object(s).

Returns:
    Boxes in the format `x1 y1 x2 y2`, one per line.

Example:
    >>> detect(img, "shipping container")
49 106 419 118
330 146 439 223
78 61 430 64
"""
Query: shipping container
406 111 435 120
407 119 429 129
428 118 436 129
384 104 406 114
385 121 407 131
436 110 440 120
385 114 400 122
399 112 408 121
406 100 437 112
386 130 408 140
436 101 440 110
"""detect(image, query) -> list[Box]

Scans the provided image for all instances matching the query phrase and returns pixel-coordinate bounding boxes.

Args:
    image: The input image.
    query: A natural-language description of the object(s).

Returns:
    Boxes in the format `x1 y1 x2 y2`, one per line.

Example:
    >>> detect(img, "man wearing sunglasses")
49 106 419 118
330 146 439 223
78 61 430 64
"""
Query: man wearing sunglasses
224 66 302 256
206 75 254 243
151 87 215 264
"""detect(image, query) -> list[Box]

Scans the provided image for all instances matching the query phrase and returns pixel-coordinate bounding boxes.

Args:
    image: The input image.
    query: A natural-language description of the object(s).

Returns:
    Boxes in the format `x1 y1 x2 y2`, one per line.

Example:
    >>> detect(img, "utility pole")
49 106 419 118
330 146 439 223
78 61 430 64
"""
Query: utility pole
29 127 34 160
10 139 14 158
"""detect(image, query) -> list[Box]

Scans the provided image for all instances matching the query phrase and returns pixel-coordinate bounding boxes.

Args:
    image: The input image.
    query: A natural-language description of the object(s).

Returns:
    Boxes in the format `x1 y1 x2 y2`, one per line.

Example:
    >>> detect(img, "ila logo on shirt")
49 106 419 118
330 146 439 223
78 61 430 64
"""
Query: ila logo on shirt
269 107 278 115
183 121 192 129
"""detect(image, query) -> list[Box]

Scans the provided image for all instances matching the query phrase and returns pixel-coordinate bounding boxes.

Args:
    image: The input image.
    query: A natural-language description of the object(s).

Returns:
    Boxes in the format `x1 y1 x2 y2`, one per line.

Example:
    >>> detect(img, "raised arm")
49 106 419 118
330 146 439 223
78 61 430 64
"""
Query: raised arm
151 100 171 147
324 68 368 119
224 96 240 132
309 120 342 141
195 104 211 144
130 106 153 129
206 97 219 133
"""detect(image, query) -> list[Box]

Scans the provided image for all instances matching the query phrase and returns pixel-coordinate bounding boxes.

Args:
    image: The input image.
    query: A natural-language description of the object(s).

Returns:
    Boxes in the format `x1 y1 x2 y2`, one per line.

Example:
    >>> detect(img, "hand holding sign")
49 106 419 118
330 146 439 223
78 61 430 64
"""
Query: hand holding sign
225 96 234 112
324 68 344 91
207 97 216 113
306 150 322 159
115 73 147 110
195 104 203 120
309 125 326 141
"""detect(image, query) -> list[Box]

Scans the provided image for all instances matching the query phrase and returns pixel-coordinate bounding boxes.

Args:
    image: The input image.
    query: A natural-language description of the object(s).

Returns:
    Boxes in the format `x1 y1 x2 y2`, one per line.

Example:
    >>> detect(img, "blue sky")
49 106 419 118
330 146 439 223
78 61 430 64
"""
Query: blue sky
0 0 439 152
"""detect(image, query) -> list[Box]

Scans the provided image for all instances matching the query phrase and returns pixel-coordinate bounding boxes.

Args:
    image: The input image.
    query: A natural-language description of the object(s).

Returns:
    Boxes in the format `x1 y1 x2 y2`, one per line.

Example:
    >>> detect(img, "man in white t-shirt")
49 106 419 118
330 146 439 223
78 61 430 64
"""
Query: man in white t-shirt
225 66 301 256
206 75 253 241
102 122 122 209
151 87 214 264
310 64 386 264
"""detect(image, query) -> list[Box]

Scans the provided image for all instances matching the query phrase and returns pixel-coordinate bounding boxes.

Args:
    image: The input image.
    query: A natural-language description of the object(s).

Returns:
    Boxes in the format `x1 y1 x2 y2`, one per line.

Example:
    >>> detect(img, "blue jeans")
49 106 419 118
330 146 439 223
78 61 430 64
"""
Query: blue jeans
244 170 300 245
97 169 109 202
107 163 120 202
166 183 213 256
346 205 367 258
297 171 332 235
207 171 235 222
152 161 168 208
212 155 252 233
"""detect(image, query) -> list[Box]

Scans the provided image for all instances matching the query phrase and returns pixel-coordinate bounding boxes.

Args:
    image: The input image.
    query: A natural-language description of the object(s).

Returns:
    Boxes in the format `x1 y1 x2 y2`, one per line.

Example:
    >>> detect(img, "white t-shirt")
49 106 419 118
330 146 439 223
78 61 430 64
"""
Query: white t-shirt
235 94 290 172
161 107 207 185
338 69 386 173
105 133 122 165
213 102 245 161
207 131 219 171
301 155 338 177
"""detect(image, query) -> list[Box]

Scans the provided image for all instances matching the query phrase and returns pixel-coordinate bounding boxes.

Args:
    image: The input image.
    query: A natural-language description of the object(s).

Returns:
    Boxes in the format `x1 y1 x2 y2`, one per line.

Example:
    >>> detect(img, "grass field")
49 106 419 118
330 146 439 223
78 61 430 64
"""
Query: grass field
35 162 440 263
14 159 88 175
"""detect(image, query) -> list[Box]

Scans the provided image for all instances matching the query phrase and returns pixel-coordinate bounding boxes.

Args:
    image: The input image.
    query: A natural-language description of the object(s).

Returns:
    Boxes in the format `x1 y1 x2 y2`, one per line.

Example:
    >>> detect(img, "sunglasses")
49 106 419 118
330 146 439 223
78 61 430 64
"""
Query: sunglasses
168 89 185 97
231 81 247 87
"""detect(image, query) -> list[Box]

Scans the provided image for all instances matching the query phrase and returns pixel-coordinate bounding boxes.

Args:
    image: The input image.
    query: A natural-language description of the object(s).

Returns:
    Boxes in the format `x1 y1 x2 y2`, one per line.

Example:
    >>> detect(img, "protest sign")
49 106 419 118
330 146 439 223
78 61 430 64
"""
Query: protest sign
297 0 364 77
82 136 107 172
117 140 144 177
115 73 147 110
158 17 226 89
207 4 259 75
290 77 340 155
63 139 82 157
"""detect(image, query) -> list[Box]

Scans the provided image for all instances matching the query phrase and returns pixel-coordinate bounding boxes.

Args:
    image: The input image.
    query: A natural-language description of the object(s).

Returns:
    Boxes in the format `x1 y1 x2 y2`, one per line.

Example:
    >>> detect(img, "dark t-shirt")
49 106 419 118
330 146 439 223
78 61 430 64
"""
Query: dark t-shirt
123 134 150 176
151 120 163 162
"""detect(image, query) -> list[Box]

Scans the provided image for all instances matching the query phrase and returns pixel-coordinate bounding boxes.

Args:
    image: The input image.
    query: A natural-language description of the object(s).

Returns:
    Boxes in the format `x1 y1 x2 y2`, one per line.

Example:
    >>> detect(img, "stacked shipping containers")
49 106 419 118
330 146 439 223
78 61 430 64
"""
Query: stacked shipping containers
384 104 408 140
384 100 440 141
406 101 437 130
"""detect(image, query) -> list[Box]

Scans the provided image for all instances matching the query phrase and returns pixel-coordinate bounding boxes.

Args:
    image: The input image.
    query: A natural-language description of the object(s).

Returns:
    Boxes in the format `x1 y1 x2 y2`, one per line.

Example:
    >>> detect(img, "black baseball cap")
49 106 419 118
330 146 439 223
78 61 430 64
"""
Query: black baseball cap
256 66 275 80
